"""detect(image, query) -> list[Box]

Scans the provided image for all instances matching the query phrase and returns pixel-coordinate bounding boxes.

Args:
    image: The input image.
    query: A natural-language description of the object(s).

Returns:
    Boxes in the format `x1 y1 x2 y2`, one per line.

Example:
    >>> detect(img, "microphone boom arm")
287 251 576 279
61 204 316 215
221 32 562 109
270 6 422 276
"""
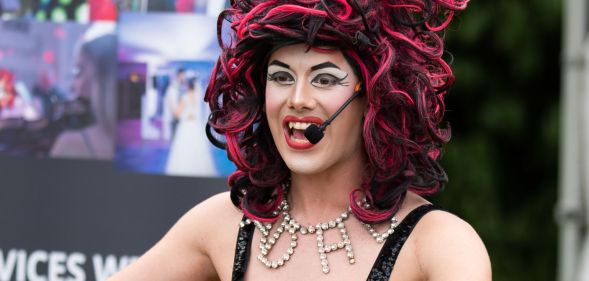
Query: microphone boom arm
304 89 362 144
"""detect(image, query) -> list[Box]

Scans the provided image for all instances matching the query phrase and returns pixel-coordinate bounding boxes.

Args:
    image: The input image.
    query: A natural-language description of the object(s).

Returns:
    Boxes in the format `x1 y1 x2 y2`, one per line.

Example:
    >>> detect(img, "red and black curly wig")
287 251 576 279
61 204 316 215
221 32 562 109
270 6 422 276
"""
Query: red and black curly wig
205 0 468 223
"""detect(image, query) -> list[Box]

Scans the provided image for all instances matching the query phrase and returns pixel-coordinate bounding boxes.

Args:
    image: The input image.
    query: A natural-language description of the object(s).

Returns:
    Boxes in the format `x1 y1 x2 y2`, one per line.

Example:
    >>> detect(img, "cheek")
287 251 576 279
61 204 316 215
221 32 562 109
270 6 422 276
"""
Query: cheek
317 94 351 118
264 86 283 121
324 96 365 139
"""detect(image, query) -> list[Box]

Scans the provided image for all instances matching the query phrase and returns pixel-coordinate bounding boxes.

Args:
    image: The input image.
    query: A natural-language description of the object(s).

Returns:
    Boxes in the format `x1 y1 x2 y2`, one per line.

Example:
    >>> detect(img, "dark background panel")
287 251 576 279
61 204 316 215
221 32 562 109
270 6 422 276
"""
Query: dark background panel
0 155 226 256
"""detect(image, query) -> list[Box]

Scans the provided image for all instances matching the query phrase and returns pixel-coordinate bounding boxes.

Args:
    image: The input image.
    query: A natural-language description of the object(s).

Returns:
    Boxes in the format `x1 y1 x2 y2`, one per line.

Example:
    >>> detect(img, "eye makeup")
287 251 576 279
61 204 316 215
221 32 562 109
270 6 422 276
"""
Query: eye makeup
267 64 295 85
309 68 349 87
266 60 350 88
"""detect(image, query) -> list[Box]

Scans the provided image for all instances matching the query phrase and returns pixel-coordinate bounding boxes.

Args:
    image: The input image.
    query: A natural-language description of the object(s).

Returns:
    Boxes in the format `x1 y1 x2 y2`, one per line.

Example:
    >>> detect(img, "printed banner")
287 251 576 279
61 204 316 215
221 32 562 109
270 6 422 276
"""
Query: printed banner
0 20 117 160
115 12 234 178
0 248 137 281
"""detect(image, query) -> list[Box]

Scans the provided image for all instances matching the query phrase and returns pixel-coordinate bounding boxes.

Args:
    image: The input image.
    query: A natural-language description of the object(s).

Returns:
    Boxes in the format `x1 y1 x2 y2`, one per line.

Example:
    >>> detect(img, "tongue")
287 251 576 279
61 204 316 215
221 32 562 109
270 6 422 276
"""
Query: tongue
292 129 307 141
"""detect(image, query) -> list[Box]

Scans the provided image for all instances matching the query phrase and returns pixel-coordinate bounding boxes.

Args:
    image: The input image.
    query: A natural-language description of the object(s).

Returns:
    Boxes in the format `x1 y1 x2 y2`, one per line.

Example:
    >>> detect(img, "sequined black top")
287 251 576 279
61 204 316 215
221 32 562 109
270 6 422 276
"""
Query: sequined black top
231 204 439 281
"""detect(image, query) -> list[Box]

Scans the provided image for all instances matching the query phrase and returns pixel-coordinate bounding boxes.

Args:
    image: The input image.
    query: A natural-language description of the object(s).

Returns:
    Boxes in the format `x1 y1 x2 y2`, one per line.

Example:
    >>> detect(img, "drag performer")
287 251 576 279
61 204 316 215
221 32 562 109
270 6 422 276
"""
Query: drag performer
110 0 491 280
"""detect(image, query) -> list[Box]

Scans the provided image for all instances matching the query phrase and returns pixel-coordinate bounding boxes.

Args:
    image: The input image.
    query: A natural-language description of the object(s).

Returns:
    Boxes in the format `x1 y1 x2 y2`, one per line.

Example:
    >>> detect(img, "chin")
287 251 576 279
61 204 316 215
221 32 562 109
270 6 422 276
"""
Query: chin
282 155 329 176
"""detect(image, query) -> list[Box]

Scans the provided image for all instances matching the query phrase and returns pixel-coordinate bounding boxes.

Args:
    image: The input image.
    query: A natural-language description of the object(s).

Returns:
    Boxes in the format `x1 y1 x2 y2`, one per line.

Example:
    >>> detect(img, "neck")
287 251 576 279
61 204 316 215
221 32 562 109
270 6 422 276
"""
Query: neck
287 152 366 224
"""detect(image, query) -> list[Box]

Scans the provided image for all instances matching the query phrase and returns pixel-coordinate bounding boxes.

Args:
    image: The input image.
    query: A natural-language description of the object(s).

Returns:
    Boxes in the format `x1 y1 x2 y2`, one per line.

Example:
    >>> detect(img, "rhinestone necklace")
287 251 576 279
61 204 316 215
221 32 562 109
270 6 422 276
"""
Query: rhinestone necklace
243 199 399 274
361 217 399 243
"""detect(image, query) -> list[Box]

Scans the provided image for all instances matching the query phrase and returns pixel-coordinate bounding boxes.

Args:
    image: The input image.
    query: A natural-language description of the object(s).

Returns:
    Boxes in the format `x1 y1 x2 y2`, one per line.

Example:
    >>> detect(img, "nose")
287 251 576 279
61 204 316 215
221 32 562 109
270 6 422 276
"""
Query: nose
287 80 316 112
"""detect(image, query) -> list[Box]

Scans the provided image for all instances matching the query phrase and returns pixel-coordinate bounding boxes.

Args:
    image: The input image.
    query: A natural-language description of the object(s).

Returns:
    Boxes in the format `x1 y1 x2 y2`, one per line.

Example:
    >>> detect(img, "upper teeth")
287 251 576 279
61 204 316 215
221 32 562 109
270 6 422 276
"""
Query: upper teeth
288 122 312 130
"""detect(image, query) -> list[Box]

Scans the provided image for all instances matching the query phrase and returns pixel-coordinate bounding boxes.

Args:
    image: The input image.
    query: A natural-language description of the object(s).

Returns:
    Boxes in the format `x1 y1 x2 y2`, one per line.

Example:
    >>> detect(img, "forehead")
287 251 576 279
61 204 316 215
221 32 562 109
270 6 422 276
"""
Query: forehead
268 44 351 70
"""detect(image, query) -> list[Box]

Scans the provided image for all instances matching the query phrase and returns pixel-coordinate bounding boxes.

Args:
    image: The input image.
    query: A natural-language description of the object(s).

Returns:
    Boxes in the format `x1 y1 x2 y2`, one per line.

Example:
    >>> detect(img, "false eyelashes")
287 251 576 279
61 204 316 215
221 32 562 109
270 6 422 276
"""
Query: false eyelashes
267 71 349 88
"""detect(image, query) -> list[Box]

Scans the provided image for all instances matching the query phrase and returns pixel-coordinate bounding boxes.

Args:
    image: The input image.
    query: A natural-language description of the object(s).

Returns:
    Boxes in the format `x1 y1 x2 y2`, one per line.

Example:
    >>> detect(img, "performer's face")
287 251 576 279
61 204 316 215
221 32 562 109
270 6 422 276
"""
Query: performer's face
265 44 365 175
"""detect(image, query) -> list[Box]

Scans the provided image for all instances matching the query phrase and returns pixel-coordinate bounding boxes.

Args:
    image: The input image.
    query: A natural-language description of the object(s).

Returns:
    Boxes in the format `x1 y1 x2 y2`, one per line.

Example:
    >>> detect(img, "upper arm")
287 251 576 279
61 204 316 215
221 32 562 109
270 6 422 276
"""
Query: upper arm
415 211 492 281
108 192 240 281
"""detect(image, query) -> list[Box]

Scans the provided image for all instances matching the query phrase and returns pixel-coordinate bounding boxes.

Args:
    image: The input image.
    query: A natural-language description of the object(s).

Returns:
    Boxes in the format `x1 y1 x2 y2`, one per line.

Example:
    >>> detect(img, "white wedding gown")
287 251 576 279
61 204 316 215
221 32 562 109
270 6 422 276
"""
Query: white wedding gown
165 92 216 177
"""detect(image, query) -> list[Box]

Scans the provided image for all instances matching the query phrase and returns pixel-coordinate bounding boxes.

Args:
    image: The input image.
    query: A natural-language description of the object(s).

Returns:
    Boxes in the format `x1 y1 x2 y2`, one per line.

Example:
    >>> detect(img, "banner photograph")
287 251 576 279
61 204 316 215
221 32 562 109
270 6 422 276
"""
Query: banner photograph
116 0 227 15
0 0 90 22
0 20 117 160
115 12 234 177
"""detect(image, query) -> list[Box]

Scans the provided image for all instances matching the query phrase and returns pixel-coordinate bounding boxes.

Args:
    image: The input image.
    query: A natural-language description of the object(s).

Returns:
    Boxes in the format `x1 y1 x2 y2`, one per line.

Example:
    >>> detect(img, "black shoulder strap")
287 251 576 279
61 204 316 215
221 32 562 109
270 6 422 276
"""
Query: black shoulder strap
366 204 440 281
231 217 255 281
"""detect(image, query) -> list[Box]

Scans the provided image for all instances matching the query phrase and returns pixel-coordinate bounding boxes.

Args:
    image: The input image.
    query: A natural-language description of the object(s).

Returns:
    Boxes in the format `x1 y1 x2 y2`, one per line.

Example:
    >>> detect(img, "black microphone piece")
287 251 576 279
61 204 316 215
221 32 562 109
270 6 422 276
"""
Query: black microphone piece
304 88 362 144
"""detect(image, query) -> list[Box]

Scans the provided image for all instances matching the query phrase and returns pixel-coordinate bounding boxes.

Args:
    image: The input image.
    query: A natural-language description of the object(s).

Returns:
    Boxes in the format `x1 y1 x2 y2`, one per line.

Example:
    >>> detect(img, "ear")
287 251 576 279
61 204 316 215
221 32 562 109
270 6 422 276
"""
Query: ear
354 82 362 93
354 82 368 116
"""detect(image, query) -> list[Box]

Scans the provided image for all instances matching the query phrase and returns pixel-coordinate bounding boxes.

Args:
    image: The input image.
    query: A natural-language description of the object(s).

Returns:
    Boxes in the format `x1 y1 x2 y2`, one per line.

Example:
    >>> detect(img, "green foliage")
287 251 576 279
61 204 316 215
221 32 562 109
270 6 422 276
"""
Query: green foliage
431 0 561 280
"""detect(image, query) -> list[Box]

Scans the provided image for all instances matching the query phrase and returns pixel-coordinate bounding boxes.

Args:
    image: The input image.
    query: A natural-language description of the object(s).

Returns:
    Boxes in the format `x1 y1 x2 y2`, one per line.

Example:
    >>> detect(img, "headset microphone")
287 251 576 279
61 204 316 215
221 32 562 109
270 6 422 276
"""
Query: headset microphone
304 83 363 144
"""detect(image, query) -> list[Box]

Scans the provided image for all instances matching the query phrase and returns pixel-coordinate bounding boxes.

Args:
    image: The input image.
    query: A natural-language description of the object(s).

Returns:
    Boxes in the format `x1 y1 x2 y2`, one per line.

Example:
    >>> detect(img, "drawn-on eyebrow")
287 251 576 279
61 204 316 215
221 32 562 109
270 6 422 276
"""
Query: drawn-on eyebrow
310 62 340 71
268 60 290 69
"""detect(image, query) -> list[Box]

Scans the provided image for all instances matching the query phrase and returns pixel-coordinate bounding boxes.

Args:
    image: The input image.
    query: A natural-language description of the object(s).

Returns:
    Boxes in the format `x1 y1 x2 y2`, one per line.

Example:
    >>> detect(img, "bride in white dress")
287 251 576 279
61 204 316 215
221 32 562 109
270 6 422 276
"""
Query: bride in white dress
165 78 216 177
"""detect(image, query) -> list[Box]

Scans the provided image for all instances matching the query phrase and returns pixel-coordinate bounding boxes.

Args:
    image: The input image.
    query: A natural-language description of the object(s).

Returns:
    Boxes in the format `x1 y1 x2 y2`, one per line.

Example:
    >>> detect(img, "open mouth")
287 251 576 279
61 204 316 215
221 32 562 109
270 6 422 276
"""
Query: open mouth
287 121 312 142
282 116 323 149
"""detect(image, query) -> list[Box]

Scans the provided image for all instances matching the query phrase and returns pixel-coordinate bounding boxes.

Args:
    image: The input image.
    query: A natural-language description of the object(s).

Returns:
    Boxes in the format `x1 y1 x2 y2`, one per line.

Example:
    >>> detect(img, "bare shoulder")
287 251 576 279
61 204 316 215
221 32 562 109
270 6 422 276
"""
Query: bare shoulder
411 210 492 281
109 191 242 281
185 192 243 280
180 191 243 257
184 191 243 228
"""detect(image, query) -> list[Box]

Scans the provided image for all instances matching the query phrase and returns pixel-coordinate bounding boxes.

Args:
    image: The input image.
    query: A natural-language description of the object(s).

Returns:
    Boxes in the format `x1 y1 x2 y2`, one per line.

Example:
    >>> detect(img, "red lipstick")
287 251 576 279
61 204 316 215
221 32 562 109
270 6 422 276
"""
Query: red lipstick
282 115 324 150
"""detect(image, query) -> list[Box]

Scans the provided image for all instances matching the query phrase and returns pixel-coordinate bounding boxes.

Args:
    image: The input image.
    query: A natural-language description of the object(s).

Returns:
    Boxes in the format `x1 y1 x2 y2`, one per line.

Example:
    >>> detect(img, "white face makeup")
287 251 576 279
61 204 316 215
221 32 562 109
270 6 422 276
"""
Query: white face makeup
267 62 350 89
265 44 366 176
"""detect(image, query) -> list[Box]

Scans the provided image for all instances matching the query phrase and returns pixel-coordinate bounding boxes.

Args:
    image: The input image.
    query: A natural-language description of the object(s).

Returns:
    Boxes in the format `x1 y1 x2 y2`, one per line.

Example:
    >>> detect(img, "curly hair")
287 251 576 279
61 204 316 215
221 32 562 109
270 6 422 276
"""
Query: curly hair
205 0 468 223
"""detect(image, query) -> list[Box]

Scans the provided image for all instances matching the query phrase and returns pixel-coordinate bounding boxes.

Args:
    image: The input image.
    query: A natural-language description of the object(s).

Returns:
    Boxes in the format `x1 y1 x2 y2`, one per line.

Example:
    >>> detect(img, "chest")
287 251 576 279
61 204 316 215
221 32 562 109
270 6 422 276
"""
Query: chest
237 219 423 281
